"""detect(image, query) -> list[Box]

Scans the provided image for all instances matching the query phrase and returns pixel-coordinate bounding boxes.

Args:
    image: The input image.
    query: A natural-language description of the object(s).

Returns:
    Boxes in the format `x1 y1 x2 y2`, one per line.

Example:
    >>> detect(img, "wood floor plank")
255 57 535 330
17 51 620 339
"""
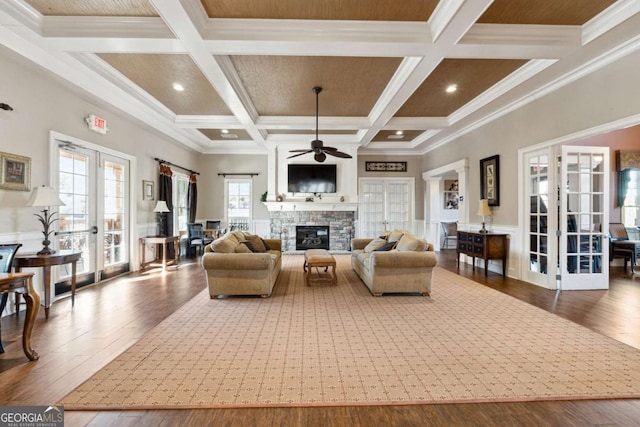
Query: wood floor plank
2 254 640 426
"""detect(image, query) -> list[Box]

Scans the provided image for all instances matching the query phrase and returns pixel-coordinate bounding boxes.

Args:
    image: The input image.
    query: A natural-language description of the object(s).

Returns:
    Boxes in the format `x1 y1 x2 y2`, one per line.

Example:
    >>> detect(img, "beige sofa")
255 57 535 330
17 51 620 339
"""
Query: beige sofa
201 231 282 298
351 230 437 296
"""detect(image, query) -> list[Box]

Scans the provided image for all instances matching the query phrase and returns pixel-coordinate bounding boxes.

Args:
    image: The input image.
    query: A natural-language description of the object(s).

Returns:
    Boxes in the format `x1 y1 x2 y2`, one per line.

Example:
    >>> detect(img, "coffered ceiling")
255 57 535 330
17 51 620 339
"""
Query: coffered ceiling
1 0 639 155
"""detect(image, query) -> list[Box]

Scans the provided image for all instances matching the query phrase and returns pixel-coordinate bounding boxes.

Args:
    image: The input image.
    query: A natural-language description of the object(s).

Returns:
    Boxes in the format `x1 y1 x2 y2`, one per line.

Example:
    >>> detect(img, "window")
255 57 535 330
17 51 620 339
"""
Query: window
175 174 189 233
622 169 639 228
225 179 251 231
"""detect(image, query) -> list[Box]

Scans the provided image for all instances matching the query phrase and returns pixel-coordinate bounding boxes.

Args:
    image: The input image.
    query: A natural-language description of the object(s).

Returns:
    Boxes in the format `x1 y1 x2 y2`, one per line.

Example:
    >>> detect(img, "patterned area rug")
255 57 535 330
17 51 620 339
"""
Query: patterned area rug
60 255 640 410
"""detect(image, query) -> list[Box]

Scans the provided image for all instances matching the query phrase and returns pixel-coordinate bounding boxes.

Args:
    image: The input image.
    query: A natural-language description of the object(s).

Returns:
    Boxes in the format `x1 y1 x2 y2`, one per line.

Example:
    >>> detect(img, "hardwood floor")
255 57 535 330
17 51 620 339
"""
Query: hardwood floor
1 251 640 426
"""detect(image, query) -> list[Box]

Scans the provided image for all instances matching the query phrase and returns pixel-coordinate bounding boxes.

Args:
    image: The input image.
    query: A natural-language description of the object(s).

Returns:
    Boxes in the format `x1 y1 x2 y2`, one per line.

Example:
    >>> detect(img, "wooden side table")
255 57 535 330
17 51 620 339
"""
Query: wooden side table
456 231 509 277
0 272 40 360
140 236 180 271
14 251 81 318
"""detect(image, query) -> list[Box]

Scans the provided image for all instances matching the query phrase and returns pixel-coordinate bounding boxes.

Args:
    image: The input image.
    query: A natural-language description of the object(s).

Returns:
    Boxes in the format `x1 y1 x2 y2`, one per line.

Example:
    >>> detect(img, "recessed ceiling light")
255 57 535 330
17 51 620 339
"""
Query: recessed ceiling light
172 83 185 91
221 129 229 134
395 130 404 135
446 84 457 93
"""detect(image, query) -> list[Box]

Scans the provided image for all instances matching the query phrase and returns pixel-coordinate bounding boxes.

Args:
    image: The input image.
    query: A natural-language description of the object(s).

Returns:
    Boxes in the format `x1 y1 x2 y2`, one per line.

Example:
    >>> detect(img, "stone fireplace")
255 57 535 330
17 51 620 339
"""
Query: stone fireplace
266 204 356 252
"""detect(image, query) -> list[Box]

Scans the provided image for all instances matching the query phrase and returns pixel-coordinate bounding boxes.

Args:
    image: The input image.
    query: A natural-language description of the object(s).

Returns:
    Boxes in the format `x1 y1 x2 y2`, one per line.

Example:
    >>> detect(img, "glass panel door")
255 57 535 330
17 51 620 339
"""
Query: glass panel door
358 178 413 237
523 149 557 288
559 146 609 290
358 180 385 237
57 146 96 293
102 154 129 279
386 181 411 231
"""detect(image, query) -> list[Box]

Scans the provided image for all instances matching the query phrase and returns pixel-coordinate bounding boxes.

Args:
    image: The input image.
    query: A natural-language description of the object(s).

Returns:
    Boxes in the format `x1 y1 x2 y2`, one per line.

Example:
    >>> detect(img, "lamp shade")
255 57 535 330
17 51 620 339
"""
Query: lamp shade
26 186 64 207
477 199 491 217
153 200 170 213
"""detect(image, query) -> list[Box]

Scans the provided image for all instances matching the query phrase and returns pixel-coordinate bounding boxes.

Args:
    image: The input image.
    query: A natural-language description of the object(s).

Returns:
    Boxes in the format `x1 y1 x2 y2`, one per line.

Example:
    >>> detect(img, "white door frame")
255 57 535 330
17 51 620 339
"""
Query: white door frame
49 131 138 275
422 159 469 247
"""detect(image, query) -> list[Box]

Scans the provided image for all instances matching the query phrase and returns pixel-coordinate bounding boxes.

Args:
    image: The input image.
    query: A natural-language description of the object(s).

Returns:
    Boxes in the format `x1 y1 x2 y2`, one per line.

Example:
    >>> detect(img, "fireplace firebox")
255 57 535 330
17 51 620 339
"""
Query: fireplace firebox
296 226 330 250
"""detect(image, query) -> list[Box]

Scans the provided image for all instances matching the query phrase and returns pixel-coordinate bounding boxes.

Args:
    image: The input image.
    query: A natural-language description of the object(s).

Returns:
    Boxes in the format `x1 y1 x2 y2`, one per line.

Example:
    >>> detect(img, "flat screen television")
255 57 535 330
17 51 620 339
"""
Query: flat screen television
287 164 337 193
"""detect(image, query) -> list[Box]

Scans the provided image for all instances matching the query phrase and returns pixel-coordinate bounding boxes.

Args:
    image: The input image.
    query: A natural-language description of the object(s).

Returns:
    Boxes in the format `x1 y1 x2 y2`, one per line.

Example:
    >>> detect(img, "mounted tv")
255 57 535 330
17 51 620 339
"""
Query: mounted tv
288 164 337 193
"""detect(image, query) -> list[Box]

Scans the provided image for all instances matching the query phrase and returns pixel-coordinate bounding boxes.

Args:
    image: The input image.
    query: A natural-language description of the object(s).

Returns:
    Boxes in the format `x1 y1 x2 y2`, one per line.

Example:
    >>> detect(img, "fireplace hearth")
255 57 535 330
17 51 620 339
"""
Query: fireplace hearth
296 226 330 250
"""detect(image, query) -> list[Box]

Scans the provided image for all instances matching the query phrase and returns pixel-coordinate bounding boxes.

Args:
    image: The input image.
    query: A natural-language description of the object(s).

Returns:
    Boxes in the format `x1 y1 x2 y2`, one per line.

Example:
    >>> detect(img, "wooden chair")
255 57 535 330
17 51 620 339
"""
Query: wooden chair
0 243 22 353
609 223 640 273
441 222 458 249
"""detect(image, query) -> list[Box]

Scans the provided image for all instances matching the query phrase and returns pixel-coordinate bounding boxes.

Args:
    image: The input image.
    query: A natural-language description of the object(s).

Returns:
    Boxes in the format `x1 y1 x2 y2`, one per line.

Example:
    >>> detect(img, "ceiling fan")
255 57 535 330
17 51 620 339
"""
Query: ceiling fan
287 86 352 163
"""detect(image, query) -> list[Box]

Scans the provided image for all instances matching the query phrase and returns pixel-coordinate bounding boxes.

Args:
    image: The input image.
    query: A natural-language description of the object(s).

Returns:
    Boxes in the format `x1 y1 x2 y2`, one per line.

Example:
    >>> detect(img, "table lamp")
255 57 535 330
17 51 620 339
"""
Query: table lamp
26 185 65 255
154 200 170 236
477 199 492 233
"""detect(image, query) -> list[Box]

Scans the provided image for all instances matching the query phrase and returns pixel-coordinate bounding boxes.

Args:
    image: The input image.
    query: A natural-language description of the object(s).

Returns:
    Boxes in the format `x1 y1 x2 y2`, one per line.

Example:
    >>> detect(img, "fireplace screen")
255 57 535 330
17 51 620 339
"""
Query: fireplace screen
296 226 330 250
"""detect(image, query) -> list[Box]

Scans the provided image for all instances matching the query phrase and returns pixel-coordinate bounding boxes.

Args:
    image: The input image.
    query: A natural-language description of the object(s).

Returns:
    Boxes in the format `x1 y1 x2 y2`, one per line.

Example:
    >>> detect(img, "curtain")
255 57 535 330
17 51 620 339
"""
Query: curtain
158 163 174 236
617 169 631 208
187 173 197 224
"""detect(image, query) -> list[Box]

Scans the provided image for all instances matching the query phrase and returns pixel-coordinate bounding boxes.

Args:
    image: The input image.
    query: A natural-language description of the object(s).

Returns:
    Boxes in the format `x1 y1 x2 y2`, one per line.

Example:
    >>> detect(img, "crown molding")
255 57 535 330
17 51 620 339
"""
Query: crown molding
256 116 369 130
582 0 640 45
428 0 465 42
42 16 174 38
214 55 260 123
383 117 449 130
200 18 431 44
174 115 241 128
0 0 42 34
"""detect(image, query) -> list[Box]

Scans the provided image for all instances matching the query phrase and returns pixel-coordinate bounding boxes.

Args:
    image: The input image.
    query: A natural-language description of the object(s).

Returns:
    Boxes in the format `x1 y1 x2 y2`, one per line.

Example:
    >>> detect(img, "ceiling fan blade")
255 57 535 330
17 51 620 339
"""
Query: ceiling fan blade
322 146 338 151
287 151 312 159
325 150 353 159
289 149 312 152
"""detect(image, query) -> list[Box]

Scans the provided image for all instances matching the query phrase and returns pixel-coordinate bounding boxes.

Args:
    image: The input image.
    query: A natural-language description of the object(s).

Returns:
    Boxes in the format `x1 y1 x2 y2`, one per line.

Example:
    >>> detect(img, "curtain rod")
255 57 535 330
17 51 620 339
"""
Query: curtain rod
154 158 199 175
218 172 260 177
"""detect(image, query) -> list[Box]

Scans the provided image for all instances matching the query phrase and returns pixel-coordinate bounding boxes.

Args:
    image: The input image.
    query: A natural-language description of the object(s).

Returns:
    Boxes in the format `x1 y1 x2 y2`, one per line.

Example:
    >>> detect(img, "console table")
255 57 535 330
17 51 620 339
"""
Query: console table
139 236 180 271
456 231 509 277
14 251 81 319
0 272 40 360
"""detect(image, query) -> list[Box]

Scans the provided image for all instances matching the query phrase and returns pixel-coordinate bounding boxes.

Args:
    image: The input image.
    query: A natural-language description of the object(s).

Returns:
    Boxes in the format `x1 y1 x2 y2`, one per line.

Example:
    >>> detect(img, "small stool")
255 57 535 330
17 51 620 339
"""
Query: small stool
303 249 337 286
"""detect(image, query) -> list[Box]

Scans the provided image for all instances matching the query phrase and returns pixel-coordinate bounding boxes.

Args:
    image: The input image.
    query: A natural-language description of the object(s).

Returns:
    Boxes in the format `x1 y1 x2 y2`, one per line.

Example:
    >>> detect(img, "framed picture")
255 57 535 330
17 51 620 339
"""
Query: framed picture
0 151 31 191
480 155 500 206
365 161 407 172
143 180 155 201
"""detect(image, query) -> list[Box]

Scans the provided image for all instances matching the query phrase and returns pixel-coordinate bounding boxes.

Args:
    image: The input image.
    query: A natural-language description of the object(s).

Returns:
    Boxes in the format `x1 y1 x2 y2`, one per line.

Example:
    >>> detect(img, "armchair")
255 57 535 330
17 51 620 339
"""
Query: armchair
187 223 213 257
609 223 640 273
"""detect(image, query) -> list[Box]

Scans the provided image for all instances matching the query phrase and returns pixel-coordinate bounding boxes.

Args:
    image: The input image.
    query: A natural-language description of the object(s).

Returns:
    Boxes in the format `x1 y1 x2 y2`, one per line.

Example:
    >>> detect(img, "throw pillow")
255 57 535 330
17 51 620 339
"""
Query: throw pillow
364 237 388 253
245 234 267 252
396 234 422 251
211 238 236 253
387 230 404 243
261 238 271 251
234 243 252 253
374 241 397 251
238 240 256 252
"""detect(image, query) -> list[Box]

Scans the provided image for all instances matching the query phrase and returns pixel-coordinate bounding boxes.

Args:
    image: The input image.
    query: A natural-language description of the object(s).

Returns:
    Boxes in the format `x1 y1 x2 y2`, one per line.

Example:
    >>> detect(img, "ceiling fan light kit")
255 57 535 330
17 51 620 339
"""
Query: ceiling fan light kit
288 87 352 163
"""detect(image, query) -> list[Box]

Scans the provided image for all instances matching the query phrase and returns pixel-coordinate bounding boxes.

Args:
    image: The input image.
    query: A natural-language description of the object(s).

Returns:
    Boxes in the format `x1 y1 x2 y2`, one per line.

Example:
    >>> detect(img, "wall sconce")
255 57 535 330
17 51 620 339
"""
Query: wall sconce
26 186 65 254
477 199 492 233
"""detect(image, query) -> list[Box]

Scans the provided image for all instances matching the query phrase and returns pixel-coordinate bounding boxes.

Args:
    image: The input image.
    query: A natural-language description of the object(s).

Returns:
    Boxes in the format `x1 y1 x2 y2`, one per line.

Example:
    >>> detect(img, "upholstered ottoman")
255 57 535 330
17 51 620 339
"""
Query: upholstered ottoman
303 249 337 286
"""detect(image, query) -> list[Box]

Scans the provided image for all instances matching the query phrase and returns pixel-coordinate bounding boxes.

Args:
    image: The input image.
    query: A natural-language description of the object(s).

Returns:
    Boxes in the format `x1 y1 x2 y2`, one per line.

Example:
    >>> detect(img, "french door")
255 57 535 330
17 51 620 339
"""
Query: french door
358 178 413 237
54 139 130 295
559 146 609 290
522 149 557 288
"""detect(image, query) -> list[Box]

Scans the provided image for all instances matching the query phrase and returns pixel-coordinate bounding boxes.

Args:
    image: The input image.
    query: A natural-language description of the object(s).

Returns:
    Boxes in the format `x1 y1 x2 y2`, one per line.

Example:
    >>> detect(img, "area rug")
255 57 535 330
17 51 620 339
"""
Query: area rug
60 255 640 410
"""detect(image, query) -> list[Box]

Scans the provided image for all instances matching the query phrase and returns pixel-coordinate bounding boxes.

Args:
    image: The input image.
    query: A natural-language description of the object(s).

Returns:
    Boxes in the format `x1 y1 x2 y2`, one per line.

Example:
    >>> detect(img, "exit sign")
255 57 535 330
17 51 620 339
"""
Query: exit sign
85 114 109 134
